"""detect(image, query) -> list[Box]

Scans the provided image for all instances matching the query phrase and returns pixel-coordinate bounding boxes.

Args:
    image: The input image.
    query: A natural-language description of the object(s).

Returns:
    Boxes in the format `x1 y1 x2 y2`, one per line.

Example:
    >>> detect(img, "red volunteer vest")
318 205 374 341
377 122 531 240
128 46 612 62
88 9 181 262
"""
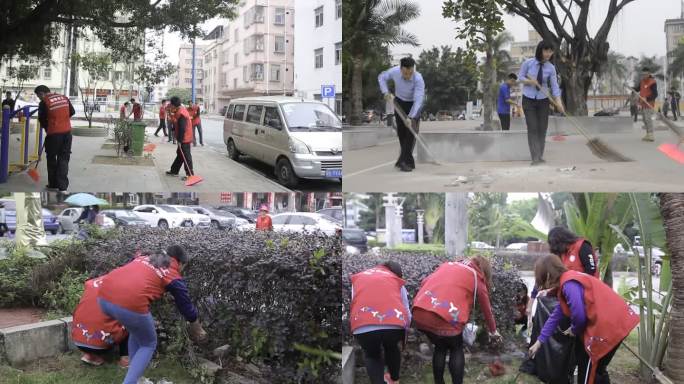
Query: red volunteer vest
412 261 481 328
72 278 127 349
561 238 599 278
159 105 166 119
350 266 408 332
132 103 142 119
640 77 657 109
98 255 182 314
191 105 201 125
558 271 639 384
44 93 71 135
255 215 272 231
174 107 193 143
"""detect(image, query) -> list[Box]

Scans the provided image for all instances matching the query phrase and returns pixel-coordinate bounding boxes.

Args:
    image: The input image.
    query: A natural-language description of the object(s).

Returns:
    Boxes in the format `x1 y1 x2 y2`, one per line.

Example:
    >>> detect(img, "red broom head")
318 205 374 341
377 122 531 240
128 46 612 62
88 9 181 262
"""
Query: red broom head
185 175 203 187
658 143 684 164
27 168 40 183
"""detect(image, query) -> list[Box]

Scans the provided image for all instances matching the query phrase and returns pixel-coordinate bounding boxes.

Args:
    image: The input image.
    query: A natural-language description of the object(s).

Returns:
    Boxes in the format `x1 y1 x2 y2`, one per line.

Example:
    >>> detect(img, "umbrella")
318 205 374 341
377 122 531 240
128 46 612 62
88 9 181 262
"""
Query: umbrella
64 193 109 207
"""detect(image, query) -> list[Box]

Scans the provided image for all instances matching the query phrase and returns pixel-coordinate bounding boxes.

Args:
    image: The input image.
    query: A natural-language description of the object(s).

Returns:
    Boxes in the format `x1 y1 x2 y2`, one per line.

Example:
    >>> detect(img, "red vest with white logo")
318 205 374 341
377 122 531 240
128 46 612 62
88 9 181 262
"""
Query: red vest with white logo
561 238 599 278
191 105 201 126
98 255 182 314
72 278 127 349
174 106 194 144
350 266 408 332
640 77 657 109
44 93 72 135
558 271 639 384
413 261 480 328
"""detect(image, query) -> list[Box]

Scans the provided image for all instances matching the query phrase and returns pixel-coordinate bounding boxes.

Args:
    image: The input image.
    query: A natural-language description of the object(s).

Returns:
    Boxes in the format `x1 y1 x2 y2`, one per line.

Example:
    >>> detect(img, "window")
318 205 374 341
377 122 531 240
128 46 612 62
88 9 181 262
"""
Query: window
243 66 248 82
250 63 264 81
43 68 51 80
186 59 192 65
264 106 283 130
226 104 235 119
234 78 238 89
289 215 316 226
233 104 246 120
234 28 239 41
314 48 323 68
244 35 264 52
270 64 281 82
272 215 289 225
234 53 239 67
246 105 263 124
244 6 265 27
336 0 342 19
275 8 285 25
274 36 285 53
335 42 342 65
185 79 192 84
315 6 324 27
185 69 191 74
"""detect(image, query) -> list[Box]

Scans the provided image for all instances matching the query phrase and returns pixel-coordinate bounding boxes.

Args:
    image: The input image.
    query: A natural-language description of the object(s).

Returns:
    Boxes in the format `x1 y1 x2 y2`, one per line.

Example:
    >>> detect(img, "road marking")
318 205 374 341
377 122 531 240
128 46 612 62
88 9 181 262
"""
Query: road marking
344 160 396 179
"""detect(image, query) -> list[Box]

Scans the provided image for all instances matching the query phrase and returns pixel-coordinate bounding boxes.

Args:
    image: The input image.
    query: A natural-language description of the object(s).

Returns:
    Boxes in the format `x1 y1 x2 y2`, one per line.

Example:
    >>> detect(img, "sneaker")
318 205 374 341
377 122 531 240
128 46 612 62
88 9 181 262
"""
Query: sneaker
80 353 105 366
181 176 188 181
118 356 130 368
384 372 399 384
642 133 655 142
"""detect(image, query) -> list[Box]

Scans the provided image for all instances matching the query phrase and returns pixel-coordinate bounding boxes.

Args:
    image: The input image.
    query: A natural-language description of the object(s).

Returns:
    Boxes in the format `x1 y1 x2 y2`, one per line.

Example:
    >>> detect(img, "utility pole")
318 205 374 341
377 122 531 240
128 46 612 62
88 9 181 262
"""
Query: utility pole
191 39 197 104
445 193 468 259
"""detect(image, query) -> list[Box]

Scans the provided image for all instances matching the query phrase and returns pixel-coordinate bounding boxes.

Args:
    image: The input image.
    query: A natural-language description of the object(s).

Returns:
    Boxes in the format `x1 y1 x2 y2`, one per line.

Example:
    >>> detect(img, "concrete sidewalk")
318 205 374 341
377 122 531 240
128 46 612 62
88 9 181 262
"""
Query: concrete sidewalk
343 127 684 192
0 126 289 192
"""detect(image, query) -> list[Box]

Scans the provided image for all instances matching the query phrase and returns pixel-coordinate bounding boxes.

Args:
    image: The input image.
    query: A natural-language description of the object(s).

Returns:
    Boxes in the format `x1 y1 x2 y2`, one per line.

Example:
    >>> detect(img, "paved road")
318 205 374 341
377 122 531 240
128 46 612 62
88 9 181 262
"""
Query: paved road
201 116 341 192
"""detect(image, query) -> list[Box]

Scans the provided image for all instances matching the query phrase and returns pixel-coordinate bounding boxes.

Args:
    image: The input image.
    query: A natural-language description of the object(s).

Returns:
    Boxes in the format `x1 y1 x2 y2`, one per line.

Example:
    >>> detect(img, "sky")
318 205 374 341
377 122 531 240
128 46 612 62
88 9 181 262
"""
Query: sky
391 0 682 60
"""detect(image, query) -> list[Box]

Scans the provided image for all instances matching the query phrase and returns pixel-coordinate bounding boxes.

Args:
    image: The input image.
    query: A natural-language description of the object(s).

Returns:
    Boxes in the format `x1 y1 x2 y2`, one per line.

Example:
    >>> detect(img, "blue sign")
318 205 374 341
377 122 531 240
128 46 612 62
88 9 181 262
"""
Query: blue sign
321 85 336 98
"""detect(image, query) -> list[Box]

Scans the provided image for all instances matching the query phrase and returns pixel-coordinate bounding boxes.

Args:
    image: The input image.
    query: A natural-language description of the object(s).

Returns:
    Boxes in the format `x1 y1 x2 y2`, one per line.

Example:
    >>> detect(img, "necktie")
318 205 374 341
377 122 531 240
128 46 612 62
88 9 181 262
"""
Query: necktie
536 61 544 92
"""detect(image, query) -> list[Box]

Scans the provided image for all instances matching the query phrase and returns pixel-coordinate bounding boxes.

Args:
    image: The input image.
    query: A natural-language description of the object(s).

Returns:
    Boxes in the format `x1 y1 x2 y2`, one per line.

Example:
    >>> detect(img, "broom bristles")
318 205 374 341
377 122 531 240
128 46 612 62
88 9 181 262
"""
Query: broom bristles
587 138 632 162
27 168 40 183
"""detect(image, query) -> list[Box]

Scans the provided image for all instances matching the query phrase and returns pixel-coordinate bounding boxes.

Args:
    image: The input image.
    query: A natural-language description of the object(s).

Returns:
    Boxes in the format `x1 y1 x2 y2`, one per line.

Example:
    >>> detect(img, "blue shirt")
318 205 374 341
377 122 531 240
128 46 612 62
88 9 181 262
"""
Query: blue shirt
352 286 412 335
518 58 561 100
497 83 511 114
378 66 425 119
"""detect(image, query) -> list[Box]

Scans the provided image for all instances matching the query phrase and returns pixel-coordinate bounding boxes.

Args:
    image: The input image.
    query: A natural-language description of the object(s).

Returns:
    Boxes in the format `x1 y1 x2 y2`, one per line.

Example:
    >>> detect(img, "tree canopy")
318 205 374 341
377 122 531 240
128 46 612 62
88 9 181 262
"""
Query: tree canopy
417 46 480 114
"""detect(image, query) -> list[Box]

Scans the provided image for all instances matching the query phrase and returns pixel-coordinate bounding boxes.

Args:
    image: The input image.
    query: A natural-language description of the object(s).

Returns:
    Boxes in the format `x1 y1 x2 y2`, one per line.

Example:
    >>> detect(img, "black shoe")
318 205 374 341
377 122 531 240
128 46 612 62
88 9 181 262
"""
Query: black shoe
165 171 178 177
538 158 546 163
408 163 416 170
531 160 540 166
154 133 159 137
45 185 58 191
399 164 412 172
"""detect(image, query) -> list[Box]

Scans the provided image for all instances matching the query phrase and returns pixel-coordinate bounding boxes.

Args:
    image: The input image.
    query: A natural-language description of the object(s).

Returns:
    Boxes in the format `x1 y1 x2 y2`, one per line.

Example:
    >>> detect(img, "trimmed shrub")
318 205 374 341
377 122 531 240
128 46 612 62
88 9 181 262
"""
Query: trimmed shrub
0 245 45 307
342 250 522 348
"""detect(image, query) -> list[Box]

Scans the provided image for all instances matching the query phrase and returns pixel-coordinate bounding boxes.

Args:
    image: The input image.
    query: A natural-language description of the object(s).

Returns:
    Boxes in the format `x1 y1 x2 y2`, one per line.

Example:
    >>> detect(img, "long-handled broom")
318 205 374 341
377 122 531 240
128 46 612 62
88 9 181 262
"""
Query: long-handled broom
27 141 45 183
528 76 632 162
391 98 442 165
177 144 203 186
625 85 684 164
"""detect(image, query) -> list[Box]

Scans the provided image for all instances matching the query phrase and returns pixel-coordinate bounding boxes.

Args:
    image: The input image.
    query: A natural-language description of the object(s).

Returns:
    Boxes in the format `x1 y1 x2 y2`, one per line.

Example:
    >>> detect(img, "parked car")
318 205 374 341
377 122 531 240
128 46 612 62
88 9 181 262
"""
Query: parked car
270 212 342 236
188 206 236 229
132 205 193 229
101 210 150 227
469 241 494 249
171 205 211 227
216 206 258 223
505 242 528 251
58 207 115 232
0 199 61 234
223 96 342 187
342 228 368 254
317 207 343 224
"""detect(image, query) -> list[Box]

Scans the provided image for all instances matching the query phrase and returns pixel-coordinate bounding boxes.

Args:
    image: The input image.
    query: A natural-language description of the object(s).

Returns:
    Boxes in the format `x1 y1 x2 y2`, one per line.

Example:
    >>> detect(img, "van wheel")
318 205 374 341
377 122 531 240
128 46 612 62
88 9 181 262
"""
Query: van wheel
227 139 240 161
276 158 299 187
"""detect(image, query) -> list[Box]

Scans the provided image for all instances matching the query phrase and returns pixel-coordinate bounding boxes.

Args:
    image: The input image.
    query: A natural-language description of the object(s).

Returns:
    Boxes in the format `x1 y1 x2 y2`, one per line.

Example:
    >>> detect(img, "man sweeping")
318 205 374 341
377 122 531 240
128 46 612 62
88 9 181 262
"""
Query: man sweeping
34 85 75 192
639 67 658 142
165 97 194 181
378 57 425 172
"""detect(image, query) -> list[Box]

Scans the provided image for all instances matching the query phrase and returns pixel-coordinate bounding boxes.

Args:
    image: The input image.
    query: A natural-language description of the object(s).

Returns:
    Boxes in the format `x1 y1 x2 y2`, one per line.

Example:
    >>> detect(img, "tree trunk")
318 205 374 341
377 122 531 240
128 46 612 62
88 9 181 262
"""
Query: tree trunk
350 54 365 126
557 60 592 116
445 193 468 259
482 40 494 131
660 193 684 382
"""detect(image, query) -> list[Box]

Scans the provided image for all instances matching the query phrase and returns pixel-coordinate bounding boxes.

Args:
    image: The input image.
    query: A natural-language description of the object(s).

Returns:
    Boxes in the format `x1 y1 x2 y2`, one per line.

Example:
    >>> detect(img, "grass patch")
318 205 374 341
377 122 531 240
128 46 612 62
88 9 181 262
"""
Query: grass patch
0 352 196 384
392 243 446 253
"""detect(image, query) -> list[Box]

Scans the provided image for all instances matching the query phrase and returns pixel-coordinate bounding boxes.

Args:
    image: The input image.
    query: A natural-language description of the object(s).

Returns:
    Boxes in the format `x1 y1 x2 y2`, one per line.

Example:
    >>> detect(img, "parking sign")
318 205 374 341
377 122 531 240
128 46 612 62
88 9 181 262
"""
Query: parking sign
321 85 335 98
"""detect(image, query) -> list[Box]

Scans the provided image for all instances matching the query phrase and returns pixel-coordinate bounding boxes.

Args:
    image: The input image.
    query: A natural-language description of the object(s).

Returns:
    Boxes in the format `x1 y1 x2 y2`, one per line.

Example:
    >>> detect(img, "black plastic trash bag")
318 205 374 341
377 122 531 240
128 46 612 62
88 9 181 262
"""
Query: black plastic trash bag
519 295 576 384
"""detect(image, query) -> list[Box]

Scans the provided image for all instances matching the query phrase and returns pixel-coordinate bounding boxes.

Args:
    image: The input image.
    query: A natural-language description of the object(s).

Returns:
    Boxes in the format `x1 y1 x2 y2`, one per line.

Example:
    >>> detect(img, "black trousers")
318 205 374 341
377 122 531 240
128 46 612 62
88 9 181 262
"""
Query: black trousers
170 143 193 176
193 123 203 146
77 334 129 357
355 329 404 384
423 331 465 384
575 338 621 384
44 133 72 191
499 113 511 131
154 119 167 136
523 96 550 162
671 102 679 120
395 98 419 168
168 122 175 143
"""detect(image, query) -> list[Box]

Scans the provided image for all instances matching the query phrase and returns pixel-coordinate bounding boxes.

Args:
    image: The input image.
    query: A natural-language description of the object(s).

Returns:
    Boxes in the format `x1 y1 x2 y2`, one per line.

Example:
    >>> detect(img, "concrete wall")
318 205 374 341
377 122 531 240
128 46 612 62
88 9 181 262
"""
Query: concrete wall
509 115 667 134
343 126 396 150
0 316 74 366
417 131 530 163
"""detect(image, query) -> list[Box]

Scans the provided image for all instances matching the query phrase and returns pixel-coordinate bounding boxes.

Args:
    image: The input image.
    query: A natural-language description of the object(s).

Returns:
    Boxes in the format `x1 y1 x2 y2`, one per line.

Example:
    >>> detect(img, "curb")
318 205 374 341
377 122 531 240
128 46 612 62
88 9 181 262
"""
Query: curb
0 316 74 366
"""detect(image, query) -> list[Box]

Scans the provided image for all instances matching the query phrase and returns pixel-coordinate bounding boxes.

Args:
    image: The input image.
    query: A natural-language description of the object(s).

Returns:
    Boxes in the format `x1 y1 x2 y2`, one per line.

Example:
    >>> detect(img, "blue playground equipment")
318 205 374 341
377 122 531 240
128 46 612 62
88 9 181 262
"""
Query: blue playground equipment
1 105 42 183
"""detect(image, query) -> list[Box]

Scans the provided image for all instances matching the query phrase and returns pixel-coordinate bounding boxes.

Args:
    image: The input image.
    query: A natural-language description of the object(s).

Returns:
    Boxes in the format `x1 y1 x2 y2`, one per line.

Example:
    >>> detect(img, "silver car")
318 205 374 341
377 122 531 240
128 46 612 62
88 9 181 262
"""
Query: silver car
223 96 342 187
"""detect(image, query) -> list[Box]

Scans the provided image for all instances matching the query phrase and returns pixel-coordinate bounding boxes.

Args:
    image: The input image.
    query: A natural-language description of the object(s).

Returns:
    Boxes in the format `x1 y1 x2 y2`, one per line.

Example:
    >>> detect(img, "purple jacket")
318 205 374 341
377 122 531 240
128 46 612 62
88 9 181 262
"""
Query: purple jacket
538 281 587 343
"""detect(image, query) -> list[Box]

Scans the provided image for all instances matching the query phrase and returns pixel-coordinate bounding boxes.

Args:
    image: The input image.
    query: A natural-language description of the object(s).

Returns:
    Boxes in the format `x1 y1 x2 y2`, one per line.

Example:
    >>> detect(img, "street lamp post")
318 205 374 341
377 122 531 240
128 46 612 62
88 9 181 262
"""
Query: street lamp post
416 209 425 244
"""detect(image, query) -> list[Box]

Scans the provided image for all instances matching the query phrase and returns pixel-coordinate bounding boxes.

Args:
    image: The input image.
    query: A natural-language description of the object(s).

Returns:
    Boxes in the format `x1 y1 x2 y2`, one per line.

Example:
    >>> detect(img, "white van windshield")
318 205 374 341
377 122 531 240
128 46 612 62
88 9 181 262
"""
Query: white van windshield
281 103 341 132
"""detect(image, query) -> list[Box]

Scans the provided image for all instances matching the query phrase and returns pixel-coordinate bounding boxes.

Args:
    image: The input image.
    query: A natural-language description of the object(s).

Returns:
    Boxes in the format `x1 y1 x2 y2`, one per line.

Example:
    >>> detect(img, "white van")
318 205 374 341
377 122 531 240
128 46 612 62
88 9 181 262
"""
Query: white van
223 96 342 187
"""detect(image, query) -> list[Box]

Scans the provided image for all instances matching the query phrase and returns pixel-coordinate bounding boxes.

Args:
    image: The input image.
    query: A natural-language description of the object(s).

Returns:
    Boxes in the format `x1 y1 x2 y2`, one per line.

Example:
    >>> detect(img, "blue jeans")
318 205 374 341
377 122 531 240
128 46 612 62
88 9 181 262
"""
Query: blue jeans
98 298 156 384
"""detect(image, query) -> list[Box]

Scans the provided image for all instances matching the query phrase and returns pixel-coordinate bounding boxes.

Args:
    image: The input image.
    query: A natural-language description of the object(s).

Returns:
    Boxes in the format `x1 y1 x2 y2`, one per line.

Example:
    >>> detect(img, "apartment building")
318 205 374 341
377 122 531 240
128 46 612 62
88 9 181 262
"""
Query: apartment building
169 43 206 102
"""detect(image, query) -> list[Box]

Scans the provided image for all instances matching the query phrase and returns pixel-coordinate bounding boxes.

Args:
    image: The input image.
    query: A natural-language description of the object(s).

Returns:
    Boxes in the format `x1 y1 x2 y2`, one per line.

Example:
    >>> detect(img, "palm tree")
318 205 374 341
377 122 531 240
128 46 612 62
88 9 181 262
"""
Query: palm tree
343 0 420 126
599 51 627 95
491 31 515 82
660 193 684 382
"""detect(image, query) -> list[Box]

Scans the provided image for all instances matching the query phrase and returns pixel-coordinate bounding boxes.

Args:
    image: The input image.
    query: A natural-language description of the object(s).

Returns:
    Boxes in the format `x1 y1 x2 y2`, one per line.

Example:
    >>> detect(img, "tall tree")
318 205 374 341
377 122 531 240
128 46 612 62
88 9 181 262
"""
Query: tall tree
417 46 480 114
492 31 515 82
0 1 238 61
72 52 112 127
443 0 506 130
660 193 684 382
5 63 40 100
494 0 637 116
343 0 420 126
668 41 684 85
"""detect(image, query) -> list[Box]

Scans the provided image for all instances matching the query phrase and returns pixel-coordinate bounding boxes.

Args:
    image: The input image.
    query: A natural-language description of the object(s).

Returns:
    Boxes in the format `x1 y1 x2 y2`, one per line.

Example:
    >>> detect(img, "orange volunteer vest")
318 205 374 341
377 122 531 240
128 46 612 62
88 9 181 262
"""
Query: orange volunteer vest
174 106 194 144
44 93 72 135
350 266 409 332
640 77 657 109
72 278 127 349
562 238 599 278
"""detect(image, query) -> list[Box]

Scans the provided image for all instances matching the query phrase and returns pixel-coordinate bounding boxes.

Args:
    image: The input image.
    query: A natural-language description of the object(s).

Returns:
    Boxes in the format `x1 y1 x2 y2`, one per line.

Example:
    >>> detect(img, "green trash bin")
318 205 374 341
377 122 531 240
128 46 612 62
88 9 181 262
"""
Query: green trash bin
130 122 146 156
